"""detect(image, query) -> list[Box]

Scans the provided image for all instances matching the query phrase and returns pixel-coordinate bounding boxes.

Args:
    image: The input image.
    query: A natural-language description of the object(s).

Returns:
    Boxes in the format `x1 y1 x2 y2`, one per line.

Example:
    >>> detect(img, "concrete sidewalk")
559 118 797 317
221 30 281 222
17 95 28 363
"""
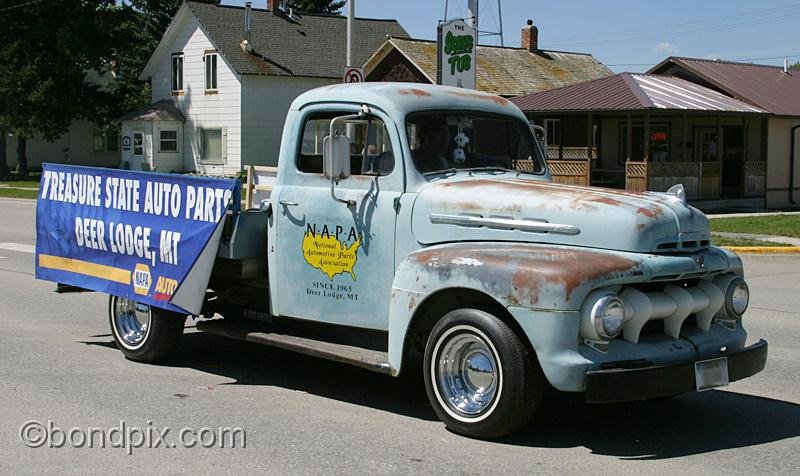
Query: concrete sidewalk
708 211 800 218
0 183 38 191
713 231 800 246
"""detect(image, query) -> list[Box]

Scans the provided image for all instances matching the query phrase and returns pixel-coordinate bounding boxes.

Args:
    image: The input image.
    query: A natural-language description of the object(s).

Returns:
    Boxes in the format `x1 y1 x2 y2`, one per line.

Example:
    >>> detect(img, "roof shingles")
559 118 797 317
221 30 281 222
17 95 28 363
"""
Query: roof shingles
370 38 612 97
186 1 409 78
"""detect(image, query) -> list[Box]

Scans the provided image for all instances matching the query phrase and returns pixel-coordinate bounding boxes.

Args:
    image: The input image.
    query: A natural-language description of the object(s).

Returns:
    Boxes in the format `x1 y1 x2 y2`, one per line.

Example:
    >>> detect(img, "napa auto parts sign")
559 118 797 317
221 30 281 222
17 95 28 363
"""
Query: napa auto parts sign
437 18 476 89
35 164 238 314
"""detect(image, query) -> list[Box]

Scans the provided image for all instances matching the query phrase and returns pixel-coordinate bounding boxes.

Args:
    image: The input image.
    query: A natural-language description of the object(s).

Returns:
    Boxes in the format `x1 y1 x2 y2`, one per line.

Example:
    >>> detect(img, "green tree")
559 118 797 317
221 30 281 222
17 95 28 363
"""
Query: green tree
0 0 182 176
791 61 800 70
98 1 183 122
0 1 123 175
282 0 346 15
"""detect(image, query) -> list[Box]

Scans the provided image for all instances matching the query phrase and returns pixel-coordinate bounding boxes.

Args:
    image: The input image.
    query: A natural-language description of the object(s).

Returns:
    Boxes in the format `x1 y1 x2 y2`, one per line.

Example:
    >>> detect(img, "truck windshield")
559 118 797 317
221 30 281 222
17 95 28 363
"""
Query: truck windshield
406 111 545 176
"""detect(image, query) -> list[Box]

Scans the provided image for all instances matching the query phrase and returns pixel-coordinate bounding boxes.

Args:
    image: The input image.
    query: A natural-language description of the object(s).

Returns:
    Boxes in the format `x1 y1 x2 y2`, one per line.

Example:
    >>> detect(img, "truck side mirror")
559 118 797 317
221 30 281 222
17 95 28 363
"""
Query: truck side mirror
323 134 351 181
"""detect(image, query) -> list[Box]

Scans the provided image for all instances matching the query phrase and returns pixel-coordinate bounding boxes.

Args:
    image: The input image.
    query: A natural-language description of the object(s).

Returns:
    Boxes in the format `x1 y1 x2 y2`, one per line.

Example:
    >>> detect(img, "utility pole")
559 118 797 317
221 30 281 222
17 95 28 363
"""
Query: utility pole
347 0 354 66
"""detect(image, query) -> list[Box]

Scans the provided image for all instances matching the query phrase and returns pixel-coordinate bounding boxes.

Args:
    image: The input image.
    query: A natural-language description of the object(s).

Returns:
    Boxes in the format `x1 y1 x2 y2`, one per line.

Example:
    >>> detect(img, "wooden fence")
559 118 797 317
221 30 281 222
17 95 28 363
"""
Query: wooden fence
548 160 590 186
625 161 649 192
546 146 597 160
626 160 766 198
515 159 591 186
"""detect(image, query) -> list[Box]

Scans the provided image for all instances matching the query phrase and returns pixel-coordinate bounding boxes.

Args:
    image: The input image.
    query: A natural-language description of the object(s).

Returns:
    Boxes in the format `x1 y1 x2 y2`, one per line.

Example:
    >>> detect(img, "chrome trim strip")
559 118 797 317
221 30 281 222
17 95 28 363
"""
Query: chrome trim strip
429 213 580 236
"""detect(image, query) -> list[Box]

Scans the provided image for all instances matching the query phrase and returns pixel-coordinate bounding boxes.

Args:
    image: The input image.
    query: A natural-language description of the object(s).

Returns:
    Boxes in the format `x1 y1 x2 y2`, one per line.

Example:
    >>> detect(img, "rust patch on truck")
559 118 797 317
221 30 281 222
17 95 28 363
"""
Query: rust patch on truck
432 179 672 216
398 88 432 97
448 90 511 106
589 196 623 206
636 207 663 218
408 245 643 307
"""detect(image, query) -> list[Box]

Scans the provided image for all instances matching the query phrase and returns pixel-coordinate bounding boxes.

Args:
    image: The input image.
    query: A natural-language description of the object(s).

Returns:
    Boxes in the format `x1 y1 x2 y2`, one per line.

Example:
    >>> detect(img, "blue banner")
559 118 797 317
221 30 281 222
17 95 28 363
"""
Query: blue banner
35 164 239 314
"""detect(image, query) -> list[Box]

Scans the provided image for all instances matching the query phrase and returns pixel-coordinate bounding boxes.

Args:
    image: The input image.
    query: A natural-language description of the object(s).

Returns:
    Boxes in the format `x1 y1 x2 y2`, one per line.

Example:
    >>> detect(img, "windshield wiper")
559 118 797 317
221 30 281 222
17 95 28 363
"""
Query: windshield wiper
422 168 458 177
465 166 509 174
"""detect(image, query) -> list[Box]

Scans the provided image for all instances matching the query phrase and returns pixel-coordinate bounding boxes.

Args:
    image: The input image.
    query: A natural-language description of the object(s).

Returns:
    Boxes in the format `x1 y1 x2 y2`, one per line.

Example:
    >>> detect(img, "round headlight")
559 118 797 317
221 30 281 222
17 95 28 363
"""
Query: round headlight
592 294 625 339
726 279 749 317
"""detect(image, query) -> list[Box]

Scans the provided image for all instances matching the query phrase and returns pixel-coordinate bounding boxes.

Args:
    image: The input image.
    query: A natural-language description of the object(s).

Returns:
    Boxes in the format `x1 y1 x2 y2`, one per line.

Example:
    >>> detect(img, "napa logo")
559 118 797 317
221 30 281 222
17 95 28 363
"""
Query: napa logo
302 223 361 281
132 263 152 296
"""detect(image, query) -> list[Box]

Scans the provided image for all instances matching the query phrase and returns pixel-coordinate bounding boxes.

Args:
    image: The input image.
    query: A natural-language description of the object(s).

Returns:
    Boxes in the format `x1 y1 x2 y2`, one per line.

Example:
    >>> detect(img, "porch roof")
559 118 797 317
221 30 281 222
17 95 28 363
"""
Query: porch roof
511 73 767 114
118 100 186 122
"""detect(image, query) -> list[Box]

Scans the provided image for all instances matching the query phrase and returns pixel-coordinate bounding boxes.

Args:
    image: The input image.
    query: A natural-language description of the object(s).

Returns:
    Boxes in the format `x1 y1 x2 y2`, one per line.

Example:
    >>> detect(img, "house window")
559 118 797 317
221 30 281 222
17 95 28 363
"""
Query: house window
171 53 183 92
204 52 218 91
159 130 178 152
201 128 224 164
619 124 670 163
92 126 118 153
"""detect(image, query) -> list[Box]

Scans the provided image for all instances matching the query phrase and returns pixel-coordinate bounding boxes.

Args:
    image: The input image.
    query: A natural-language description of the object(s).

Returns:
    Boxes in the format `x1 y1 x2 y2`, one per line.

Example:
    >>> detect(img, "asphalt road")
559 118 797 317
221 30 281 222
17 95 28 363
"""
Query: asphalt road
1 197 798 474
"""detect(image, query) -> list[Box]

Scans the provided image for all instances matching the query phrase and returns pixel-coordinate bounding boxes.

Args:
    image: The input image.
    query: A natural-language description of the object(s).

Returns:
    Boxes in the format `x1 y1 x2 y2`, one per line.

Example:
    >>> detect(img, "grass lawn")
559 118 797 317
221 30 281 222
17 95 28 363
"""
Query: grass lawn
709 215 800 238
0 173 40 199
0 173 41 199
711 234 791 247
0 187 39 199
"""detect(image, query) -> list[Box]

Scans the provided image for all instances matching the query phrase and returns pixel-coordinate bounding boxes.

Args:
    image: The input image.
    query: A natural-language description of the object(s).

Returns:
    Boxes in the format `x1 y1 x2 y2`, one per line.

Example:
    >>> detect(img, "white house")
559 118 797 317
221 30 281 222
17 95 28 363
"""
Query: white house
121 0 408 175
2 120 121 171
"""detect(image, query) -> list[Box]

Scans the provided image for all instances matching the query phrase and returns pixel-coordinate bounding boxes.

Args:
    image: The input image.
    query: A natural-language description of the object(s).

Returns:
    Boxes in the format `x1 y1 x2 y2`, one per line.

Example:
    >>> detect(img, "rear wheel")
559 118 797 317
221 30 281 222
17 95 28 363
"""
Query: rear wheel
108 295 185 363
423 308 543 439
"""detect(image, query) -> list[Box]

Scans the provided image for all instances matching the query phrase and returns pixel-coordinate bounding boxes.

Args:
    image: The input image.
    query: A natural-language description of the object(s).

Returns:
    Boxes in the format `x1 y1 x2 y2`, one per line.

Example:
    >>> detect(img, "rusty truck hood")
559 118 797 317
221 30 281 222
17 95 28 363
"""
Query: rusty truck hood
411 176 710 254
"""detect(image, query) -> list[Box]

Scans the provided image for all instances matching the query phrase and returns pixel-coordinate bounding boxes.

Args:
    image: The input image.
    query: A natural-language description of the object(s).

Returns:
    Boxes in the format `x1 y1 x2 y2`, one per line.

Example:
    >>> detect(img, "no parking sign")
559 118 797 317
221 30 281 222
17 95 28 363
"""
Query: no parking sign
343 67 364 83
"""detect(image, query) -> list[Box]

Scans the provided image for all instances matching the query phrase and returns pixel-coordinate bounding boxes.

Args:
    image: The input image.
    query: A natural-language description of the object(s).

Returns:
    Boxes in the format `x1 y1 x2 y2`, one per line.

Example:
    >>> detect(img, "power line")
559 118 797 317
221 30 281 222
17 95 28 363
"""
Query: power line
0 0 44 13
606 52 800 67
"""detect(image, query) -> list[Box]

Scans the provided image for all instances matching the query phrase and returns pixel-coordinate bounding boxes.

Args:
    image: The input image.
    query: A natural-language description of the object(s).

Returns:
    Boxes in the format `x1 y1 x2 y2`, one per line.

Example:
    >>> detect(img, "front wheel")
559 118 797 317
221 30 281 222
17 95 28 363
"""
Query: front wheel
108 295 185 363
424 309 544 439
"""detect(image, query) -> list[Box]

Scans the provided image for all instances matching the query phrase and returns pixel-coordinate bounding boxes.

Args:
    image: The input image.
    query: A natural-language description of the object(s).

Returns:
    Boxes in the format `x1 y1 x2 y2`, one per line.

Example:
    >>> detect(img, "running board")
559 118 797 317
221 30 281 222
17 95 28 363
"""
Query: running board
195 319 391 375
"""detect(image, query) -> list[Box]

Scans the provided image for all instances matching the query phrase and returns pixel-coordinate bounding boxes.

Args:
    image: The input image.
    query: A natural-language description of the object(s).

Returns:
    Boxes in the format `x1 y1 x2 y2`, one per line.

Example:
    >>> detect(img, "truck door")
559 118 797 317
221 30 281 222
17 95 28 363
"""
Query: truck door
272 107 402 330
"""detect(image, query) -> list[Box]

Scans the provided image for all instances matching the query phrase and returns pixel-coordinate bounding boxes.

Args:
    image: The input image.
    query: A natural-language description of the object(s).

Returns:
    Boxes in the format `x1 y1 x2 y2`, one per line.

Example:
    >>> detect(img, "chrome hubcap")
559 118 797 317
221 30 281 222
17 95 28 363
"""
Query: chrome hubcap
113 297 151 348
436 331 498 417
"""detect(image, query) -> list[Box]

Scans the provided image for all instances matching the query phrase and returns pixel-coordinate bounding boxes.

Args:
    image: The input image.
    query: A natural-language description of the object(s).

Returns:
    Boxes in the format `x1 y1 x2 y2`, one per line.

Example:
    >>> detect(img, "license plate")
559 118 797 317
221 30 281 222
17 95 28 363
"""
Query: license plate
694 357 729 391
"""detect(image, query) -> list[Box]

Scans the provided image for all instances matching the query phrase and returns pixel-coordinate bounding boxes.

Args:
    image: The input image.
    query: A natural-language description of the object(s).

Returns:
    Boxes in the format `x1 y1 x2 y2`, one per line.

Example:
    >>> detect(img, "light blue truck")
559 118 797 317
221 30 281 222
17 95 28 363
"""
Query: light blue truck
104 82 766 439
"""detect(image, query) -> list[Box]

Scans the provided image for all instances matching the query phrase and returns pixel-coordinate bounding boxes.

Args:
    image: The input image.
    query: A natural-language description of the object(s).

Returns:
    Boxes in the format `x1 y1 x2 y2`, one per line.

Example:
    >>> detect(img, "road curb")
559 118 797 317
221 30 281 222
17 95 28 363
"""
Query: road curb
723 246 800 254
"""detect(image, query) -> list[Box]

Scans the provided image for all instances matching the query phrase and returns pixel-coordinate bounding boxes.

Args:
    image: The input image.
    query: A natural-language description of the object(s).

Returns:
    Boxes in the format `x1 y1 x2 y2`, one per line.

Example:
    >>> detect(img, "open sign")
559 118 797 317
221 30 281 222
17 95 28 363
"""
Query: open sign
651 131 668 142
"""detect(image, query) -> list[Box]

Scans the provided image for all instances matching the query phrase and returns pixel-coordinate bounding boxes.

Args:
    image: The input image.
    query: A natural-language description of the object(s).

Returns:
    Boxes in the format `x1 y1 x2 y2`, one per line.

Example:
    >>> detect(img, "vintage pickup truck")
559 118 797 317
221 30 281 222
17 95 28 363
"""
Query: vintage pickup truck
38 82 767 439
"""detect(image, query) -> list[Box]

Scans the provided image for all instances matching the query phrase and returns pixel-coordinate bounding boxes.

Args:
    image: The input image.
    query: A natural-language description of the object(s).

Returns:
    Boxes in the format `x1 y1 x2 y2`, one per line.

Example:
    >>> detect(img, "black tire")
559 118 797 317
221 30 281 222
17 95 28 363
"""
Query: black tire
423 308 543 439
108 295 185 363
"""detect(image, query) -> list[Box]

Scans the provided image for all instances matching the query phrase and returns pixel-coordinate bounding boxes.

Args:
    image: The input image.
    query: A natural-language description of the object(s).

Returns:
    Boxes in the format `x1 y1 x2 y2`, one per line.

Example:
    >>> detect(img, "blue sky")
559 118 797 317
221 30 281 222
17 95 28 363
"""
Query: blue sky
224 0 800 72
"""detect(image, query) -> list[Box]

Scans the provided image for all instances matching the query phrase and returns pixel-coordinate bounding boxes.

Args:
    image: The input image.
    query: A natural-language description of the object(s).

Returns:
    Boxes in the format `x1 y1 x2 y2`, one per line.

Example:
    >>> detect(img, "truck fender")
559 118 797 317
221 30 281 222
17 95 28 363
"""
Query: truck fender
387 242 647 375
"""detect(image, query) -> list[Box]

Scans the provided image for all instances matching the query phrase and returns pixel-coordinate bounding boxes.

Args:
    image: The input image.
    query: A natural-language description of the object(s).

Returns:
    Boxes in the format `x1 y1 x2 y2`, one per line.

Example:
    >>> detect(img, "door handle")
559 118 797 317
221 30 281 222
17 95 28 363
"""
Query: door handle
279 199 299 206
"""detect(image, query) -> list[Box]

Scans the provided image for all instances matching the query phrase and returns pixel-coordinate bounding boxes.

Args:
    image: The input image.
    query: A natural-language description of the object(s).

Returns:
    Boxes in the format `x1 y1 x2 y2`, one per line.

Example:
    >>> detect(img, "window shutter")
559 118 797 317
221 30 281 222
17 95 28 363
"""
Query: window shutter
221 127 228 162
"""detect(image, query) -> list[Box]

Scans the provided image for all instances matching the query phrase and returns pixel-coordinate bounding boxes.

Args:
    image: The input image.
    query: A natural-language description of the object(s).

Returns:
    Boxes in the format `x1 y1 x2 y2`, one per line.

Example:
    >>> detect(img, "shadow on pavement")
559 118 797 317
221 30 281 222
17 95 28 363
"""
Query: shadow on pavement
502 386 800 459
83 330 437 421
83 330 800 459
